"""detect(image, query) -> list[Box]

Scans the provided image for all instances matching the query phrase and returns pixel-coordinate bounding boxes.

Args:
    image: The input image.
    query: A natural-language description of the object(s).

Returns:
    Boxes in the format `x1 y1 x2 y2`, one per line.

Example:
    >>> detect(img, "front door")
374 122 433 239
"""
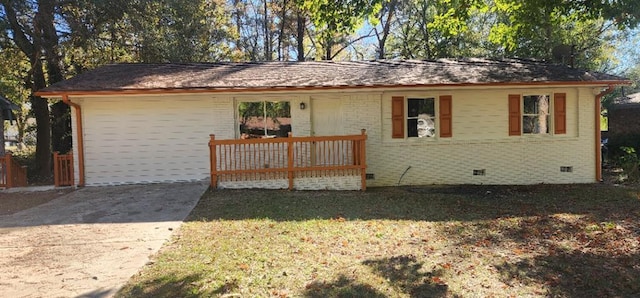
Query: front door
312 97 343 136
311 97 345 166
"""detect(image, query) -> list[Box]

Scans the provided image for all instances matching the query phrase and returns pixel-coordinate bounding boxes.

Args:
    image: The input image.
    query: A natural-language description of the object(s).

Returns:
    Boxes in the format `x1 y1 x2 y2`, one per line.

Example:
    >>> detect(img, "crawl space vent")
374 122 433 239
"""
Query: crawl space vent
473 169 486 176
560 166 573 173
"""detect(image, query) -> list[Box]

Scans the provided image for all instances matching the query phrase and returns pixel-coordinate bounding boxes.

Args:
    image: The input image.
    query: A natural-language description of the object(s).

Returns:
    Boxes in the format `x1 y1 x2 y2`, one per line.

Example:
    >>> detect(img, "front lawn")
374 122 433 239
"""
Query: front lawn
117 184 640 297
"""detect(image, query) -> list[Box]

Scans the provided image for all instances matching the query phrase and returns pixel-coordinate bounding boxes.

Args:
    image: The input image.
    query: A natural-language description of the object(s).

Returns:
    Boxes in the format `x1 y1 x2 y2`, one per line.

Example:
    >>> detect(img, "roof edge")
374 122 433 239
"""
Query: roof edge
36 80 632 98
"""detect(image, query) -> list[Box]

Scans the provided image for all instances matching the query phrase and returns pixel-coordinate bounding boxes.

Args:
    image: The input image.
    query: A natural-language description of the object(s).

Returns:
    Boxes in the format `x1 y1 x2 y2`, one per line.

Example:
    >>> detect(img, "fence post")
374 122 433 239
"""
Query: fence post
360 129 367 191
5 153 12 188
69 153 74 186
53 152 60 187
209 134 217 189
287 132 294 190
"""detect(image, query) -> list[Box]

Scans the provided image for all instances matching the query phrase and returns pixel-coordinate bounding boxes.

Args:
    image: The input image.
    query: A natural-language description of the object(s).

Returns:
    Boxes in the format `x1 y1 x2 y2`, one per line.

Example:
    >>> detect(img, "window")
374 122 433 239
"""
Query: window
408 98 436 138
392 95 453 139
522 95 550 134
508 93 566 136
238 101 291 138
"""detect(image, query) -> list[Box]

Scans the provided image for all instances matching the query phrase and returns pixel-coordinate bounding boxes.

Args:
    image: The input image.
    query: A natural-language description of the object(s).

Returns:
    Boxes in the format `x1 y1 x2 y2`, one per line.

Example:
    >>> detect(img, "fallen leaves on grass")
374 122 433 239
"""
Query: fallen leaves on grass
117 184 640 298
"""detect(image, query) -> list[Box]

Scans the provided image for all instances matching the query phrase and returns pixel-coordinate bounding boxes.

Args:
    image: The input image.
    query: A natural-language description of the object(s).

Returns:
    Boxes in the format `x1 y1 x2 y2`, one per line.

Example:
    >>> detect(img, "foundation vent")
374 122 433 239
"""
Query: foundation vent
560 166 573 173
366 173 375 180
473 169 486 176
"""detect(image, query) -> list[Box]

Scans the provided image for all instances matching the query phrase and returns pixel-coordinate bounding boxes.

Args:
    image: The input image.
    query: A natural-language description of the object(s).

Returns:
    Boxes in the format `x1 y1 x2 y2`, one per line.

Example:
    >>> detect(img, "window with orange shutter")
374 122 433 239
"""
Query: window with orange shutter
509 93 566 136
392 95 453 139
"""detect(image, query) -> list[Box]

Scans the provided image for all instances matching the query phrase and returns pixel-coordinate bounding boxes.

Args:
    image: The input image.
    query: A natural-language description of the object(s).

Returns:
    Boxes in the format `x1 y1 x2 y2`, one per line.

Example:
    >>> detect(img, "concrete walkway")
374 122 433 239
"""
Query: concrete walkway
0 181 209 298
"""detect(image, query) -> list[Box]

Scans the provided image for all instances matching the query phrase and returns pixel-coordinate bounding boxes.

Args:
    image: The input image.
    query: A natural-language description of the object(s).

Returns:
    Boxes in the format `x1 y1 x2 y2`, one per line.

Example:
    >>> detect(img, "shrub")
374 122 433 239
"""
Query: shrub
607 133 640 161
616 146 640 183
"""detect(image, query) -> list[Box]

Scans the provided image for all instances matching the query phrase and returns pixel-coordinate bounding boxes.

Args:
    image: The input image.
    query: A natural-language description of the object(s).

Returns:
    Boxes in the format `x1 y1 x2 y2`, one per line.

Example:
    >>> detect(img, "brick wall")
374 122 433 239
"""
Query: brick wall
609 104 640 137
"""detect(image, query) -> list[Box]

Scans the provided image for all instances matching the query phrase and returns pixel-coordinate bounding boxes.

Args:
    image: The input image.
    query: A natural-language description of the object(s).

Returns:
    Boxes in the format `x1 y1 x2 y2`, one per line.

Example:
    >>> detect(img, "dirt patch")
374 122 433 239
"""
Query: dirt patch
0 188 74 216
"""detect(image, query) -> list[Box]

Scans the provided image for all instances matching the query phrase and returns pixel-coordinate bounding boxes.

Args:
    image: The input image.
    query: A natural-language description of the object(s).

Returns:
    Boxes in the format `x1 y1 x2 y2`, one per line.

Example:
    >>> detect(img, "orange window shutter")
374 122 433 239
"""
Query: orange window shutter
508 94 521 136
439 95 452 138
391 96 405 138
554 93 567 134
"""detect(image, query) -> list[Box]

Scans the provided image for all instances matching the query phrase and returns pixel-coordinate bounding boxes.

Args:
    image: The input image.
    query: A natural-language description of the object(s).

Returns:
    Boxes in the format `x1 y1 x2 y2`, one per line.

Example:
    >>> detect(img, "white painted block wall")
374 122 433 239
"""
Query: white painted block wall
68 86 598 187
73 94 234 185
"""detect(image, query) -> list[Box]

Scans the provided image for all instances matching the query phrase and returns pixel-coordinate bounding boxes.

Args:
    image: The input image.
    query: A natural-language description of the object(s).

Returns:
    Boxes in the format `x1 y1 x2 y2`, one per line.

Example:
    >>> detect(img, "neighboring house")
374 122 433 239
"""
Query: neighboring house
0 95 19 155
37 59 629 188
609 91 640 138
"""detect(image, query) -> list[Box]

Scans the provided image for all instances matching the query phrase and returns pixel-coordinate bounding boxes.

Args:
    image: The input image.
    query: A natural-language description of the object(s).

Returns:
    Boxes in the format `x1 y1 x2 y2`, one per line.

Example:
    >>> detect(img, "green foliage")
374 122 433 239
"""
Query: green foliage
488 0 620 70
60 0 236 66
607 133 640 183
386 0 489 59
608 134 640 157
295 0 383 59
0 45 33 144
9 145 38 182
617 146 640 182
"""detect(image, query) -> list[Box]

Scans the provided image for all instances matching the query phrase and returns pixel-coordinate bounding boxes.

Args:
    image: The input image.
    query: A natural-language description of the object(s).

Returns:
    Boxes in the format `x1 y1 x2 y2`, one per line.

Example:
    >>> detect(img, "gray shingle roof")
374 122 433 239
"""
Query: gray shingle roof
38 59 629 94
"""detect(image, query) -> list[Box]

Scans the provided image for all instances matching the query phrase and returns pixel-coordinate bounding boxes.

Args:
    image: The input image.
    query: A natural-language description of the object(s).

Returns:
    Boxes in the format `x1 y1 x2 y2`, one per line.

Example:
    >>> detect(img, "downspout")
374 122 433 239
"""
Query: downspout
62 95 85 187
595 85 614 182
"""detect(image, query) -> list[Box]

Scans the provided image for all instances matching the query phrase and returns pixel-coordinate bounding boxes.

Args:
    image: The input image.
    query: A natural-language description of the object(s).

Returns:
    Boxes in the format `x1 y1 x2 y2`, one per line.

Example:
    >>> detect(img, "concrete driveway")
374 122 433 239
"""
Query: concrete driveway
0 181 209 298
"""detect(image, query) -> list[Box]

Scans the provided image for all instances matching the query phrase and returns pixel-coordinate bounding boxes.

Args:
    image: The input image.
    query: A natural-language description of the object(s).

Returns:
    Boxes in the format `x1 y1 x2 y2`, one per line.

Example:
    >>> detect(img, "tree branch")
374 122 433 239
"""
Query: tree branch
329 28 375 60
1 0 35 57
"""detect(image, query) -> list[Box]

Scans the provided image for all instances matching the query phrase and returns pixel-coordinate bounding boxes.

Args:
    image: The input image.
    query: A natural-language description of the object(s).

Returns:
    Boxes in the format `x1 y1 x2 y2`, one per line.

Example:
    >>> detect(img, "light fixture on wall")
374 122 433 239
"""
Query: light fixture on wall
299 102 306 110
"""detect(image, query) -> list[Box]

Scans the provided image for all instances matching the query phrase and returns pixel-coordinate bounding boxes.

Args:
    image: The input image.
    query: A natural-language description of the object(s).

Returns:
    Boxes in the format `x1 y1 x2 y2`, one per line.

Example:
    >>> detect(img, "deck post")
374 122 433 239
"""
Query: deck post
3 155 14 188
209 134 217 189
360 129 367 191
287 132 294 190
53 152 60 187
5 153 12 188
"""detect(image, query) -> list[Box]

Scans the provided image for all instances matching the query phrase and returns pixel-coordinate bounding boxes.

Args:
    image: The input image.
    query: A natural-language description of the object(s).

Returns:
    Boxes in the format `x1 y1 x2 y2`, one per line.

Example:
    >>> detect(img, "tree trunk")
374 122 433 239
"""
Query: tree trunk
31 67 52 181
277 0 288 61
263 0 271 61
38 0 71 155
233 0 242 53
324 33 332 60
2 0 60 181
375 0 397 59
296 11 305 61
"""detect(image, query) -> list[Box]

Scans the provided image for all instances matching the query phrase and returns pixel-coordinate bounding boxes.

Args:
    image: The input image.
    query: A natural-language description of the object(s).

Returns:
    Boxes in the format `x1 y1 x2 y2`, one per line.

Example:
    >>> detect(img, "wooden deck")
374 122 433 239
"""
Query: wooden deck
209 130 367 190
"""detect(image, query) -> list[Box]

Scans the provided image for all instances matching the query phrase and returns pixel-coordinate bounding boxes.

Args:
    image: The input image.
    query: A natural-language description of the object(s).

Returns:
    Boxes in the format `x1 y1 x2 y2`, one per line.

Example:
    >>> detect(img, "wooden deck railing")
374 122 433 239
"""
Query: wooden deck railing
0 153 27 188
209 130 367 190
54 152 74 187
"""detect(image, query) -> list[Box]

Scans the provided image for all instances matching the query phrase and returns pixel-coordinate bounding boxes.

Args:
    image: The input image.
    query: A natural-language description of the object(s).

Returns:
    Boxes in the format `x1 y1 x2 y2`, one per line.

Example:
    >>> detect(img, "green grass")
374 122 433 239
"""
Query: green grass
117 184 640 297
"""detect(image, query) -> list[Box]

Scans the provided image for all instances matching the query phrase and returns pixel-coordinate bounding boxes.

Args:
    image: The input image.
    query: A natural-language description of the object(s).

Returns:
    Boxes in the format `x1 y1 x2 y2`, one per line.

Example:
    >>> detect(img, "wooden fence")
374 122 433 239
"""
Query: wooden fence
54 152 74 187
0 153 27 188
209 130 367 190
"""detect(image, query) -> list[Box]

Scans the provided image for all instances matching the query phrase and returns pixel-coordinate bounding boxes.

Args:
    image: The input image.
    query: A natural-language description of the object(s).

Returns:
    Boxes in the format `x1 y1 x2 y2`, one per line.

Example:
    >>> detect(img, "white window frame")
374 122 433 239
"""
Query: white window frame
522 94 551 135
237 99 292 139
406 97 437 139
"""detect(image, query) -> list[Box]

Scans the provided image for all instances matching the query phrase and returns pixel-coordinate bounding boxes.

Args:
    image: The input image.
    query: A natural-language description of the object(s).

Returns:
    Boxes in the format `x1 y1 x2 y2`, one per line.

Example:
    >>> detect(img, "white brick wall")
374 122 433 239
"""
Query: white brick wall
368 87 596 186
219 176 361 190
73 94 233 186
67 86 600 188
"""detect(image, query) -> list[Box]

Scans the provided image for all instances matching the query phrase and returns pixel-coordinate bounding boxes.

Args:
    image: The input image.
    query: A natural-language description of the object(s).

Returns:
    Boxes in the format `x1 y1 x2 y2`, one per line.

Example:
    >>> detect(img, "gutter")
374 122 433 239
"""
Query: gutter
61 95 85 187
595 85 615 182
